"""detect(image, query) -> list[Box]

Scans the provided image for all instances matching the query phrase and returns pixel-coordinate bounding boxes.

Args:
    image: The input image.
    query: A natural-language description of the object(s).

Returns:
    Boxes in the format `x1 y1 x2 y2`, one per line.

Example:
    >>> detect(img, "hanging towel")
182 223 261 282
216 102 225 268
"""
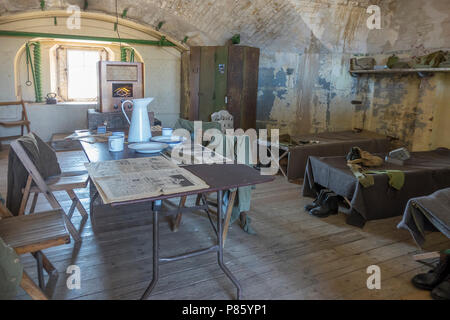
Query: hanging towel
365 170 405 190
348 164 405 190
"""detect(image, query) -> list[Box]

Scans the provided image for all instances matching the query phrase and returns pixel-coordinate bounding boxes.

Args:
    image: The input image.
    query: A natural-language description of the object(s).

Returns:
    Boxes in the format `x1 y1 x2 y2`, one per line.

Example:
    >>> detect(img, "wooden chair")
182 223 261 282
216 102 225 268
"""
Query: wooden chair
11 139 88 242
0 201 70 300
172 190 237 247
0 100 31 140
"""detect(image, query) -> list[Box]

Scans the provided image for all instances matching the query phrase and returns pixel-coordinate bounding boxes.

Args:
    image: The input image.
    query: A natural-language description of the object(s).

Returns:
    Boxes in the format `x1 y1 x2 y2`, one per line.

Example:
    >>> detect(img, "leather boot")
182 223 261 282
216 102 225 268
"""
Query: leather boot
431 276 450 300
304 189 331 211
412 254 450 290
327 192 339 215
309 192 338 218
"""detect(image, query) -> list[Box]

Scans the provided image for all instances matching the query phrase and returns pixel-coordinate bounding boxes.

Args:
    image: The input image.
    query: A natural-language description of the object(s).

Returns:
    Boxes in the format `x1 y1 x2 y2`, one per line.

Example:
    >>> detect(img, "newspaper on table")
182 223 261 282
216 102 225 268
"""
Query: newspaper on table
169 143 233 165
85 156 209 204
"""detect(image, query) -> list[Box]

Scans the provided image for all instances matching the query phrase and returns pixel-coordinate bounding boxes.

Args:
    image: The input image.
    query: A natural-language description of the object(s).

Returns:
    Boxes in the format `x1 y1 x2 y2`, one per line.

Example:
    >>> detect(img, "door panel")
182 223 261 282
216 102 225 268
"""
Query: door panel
198 47 216 122
213 46 228 113
242 47 260 130
189 47 201 120
227 46 244 129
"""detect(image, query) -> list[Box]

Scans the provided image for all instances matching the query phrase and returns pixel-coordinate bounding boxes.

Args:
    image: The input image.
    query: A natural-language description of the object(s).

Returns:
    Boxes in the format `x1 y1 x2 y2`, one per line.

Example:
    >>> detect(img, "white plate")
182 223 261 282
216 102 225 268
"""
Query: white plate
150 135 187 144
128 142 169 154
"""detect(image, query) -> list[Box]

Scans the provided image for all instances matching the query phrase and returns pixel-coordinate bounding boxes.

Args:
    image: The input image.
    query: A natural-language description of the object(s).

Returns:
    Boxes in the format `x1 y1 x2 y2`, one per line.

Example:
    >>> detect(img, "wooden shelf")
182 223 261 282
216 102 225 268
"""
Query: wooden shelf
350 68 450 77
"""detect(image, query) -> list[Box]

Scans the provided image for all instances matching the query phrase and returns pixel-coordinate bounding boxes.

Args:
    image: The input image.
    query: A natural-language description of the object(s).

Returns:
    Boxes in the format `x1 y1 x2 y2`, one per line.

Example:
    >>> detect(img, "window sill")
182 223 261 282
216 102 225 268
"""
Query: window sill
28 102 98 107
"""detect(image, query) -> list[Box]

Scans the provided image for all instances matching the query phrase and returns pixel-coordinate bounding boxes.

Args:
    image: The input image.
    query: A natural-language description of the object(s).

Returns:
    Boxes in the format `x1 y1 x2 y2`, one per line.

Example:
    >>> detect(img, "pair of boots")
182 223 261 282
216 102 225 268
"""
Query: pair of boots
304 188 339 218
412 253 450 300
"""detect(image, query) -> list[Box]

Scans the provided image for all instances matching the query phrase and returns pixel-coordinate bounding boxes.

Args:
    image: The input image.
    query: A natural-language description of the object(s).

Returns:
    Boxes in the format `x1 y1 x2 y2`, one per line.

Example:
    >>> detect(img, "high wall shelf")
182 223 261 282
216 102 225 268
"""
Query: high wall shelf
350 68 450 78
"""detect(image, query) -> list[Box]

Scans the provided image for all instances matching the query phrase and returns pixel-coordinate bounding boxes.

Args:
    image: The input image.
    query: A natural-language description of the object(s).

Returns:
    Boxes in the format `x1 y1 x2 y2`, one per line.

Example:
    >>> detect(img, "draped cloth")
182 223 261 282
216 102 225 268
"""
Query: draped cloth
211 134 255 234
7 133 61 216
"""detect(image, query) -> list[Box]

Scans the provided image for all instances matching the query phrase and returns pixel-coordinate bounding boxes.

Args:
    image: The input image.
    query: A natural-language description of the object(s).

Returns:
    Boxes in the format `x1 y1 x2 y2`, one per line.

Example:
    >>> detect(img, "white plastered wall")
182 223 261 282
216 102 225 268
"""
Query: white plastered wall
0 15 181 141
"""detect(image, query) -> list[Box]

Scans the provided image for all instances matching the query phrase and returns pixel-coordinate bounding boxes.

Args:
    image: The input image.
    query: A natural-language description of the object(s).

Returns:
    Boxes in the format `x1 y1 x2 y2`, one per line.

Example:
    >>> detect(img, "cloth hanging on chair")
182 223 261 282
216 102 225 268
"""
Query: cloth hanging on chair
6 133 61 216
212 134 256 234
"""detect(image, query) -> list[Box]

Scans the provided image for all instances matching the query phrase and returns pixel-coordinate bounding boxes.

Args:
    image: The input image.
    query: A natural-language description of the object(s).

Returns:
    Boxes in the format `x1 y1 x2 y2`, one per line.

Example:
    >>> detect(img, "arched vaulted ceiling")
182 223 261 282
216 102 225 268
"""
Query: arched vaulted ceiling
0 0 449 53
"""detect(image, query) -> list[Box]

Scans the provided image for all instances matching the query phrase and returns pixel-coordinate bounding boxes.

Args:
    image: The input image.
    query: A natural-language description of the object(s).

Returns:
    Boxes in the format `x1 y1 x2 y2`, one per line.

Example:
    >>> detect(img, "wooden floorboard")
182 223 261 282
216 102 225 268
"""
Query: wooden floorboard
1 148 449 300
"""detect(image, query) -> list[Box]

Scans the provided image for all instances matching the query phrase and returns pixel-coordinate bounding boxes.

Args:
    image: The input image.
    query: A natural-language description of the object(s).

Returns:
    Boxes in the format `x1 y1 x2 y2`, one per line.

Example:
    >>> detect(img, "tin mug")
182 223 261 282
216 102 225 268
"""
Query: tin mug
108 135 124 152
162 128 173 136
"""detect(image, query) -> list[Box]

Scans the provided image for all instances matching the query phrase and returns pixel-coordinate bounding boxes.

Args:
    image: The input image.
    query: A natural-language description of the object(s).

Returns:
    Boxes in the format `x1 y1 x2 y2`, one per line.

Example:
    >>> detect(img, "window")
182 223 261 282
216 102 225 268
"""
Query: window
54 45 109 102
67 49 99 100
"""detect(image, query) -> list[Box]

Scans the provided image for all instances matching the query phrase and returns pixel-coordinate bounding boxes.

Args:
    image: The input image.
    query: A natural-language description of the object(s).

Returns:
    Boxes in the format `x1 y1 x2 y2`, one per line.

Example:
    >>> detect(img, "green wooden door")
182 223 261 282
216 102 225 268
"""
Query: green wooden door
198 46 228 122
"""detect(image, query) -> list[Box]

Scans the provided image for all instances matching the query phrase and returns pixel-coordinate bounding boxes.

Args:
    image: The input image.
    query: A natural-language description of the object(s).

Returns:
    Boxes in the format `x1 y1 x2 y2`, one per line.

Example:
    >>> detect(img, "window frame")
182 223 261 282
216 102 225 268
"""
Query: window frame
55 45 110 102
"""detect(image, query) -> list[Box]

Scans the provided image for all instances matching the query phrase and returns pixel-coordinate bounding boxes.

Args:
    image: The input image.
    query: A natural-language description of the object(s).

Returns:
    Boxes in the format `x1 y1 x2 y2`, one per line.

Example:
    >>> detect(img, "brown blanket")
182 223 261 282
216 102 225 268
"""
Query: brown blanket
287 130 389 180
302 148 450 227
6 133 61 215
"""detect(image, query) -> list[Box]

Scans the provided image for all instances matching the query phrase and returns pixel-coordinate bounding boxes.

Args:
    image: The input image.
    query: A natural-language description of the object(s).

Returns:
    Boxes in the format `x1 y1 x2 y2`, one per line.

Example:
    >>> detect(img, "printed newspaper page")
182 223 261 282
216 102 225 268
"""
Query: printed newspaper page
85 156 209 204
169 143 232 165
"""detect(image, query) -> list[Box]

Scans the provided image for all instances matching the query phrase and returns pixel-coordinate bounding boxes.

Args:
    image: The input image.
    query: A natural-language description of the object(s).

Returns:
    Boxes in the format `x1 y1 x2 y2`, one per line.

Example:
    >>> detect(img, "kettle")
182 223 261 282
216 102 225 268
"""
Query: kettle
121 97 154 143
46 93 57 104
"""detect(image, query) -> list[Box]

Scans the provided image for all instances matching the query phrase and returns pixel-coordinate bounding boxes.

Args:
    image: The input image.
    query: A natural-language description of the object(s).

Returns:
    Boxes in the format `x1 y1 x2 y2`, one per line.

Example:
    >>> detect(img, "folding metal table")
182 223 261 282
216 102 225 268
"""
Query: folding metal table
80 141 274 299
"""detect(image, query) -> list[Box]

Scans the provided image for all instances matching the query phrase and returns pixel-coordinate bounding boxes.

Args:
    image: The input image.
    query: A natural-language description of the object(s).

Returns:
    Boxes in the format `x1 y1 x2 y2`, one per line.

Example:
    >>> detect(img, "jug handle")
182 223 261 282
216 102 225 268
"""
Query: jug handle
121 100 133 125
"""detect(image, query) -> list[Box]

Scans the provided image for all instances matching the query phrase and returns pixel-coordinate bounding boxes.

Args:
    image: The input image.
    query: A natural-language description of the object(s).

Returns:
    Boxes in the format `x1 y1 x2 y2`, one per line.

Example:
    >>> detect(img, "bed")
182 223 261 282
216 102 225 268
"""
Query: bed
269 130 390 180
398 188 450 247
302 148 450 227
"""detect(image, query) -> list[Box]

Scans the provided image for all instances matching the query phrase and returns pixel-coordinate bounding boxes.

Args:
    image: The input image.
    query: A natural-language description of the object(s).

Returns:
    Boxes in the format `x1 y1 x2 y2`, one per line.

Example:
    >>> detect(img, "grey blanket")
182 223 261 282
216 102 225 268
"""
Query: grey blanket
398 188 450 247
7 133 61 216
302 148 450 227
286 130 389 180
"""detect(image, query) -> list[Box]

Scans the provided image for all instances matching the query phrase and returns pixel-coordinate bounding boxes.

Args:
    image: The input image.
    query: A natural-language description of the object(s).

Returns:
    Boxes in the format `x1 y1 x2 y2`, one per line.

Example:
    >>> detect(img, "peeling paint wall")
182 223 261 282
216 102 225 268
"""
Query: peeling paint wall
256 0 450 151
257 50 355 136
352 55 450 151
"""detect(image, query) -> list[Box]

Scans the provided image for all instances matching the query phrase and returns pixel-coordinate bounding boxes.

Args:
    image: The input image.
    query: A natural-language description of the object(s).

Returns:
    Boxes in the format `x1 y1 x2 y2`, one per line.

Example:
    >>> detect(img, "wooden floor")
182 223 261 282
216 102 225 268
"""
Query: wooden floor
1 147 449 300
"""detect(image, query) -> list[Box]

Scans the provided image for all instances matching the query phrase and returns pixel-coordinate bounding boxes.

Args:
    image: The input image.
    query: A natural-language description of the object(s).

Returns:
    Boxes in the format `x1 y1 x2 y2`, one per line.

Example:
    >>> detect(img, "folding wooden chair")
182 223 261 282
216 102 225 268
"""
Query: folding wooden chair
172 135 251 246
0 201 70 300
11 140 88 242
172 190 237 247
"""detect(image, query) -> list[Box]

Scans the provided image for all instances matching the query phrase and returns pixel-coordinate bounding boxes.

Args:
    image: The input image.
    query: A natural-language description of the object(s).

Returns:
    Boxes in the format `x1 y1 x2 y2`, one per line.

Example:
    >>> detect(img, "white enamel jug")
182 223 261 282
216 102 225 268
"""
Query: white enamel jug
121 97 154 143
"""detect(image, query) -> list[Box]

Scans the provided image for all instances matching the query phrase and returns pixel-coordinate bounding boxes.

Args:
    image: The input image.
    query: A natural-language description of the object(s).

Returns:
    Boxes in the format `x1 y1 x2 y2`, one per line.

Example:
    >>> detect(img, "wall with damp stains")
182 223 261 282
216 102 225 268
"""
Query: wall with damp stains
255 0 450 152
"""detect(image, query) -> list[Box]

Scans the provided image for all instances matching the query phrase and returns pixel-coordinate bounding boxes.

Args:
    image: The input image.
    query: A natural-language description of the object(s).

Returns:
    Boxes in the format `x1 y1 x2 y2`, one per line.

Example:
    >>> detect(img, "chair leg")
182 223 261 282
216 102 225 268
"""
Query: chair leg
223 190 237 247
18 175 33 216
66 190 88 218
195 193 202 206
20 270 48 300
63 213 82 242
67 199 77 220
29 193 39 214
35 251 45 289
172 196 187 232
32 251 56 275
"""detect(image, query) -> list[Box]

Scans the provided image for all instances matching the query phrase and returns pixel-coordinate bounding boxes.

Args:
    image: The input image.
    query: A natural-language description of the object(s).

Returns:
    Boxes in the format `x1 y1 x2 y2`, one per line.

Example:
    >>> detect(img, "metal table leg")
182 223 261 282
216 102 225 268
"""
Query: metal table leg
216 190 242 300
140 195 242 300
141 201 160 300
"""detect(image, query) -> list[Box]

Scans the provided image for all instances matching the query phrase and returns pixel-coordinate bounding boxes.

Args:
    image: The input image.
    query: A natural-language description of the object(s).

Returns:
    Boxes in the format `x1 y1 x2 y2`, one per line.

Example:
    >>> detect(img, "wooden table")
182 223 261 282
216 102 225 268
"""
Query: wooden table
80 141 274 300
